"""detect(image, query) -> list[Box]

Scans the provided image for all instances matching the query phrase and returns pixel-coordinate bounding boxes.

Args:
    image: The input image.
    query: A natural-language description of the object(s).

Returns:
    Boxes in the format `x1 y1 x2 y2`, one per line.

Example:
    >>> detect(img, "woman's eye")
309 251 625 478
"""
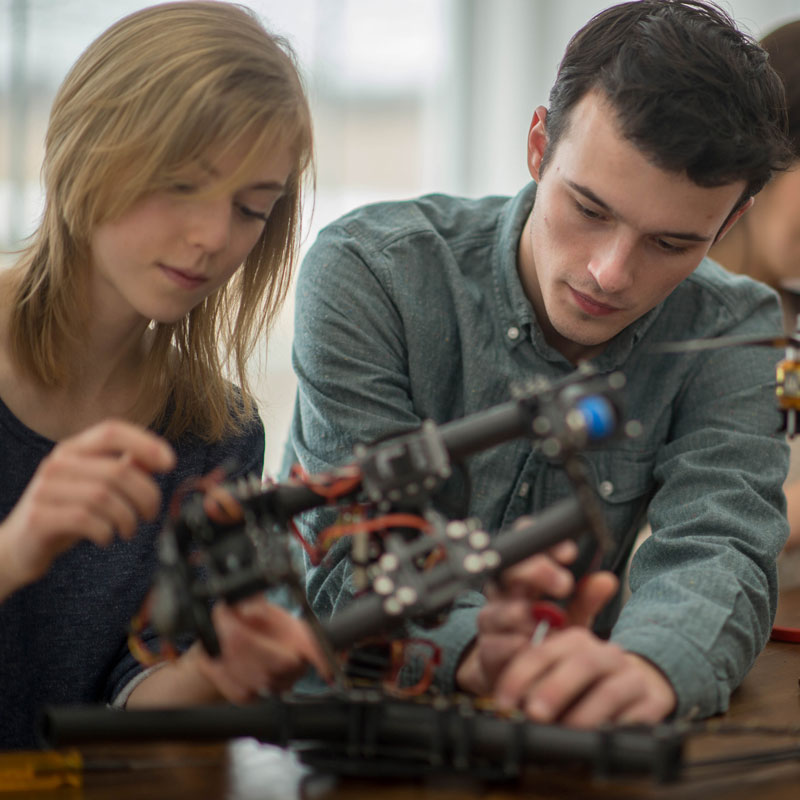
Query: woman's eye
171 182 197 194
236 203 269 222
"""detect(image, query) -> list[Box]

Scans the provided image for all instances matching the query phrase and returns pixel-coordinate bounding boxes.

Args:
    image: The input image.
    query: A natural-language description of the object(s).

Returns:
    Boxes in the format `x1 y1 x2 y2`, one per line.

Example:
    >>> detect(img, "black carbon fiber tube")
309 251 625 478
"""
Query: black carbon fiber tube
437 400 533 461
40 694 685 781
321 496 587 650
260 398 534 520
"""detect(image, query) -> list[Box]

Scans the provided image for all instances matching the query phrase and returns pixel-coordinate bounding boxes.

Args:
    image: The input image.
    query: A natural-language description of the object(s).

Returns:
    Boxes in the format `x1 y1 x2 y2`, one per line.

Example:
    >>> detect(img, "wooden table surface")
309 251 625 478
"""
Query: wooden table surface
14 589 800 800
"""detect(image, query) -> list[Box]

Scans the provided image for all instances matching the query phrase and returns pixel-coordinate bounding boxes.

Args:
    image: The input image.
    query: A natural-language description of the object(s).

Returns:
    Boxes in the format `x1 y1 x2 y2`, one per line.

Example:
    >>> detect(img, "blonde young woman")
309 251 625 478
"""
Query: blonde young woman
0 2 327 749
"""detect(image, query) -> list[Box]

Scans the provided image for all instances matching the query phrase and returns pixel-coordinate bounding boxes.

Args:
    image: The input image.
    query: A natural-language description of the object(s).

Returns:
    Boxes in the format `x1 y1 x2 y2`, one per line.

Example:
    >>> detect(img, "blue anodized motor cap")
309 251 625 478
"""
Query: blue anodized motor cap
575 396 616 440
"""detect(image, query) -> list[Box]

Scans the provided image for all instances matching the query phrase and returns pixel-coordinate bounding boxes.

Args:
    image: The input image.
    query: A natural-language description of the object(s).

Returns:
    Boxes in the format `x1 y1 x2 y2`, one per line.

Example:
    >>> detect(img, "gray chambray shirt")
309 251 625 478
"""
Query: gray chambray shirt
283 182 789 719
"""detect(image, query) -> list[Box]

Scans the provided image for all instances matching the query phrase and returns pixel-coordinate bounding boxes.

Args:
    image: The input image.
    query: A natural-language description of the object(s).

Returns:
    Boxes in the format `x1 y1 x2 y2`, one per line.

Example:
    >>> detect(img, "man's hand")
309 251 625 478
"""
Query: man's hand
455 539 617 695
455 533 676 726
0 420 175 600
493 629 677 727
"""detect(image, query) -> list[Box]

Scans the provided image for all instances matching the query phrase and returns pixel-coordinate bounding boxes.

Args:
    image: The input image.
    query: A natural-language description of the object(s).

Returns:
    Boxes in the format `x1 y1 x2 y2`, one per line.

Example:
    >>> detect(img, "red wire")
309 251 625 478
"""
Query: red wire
770 625 800 643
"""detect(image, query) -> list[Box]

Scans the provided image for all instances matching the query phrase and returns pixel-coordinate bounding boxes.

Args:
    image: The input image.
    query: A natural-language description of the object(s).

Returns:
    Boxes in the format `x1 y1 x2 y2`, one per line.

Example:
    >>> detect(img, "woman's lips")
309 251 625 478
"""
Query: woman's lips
569 286 620 316
159 264 208 290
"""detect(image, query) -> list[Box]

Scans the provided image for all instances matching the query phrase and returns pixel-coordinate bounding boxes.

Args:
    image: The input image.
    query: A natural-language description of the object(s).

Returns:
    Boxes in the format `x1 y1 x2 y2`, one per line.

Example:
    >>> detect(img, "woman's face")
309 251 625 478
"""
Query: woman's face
89 136 294 326
748 161 800 289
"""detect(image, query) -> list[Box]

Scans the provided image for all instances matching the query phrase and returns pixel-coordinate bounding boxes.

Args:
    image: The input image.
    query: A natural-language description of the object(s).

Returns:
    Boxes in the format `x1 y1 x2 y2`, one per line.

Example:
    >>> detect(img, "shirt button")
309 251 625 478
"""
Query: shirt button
518 481 530 498
507 326 520 341
598 480 614 498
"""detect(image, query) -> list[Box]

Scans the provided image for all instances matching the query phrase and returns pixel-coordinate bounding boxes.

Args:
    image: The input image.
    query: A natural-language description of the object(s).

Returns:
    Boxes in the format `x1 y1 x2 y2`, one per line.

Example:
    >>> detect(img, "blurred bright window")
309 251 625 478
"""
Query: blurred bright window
1 0 797 471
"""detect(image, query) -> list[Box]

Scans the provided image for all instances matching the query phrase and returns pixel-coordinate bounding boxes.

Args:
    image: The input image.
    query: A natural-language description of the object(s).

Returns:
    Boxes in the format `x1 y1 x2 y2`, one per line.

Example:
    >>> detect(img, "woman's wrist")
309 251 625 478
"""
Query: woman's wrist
125 643 224 708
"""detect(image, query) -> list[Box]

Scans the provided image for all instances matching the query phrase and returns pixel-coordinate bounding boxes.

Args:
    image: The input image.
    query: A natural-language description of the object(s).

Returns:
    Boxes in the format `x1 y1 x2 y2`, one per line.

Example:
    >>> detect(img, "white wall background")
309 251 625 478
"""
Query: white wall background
1 0 797 473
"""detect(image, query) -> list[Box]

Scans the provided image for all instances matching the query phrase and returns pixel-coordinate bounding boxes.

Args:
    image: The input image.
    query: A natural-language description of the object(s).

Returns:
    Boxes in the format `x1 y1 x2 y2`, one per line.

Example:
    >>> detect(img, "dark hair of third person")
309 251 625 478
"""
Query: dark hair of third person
761 20 800 158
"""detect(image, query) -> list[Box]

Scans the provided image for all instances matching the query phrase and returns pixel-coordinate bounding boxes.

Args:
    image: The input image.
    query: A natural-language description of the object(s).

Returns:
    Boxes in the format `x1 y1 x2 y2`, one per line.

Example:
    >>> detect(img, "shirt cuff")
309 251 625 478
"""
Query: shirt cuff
610 625 725 719
403 605 482 692
110 661 170 709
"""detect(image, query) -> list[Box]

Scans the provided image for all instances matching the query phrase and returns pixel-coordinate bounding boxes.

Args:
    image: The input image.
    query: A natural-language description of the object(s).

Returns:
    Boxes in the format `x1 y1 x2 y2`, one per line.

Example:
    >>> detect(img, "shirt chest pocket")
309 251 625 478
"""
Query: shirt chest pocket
501 448 656 568
578 449 657 569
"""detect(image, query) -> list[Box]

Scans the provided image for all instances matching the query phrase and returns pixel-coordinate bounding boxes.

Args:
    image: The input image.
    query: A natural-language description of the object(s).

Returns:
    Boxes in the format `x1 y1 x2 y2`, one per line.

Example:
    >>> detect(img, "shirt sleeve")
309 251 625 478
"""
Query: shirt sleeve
610 297 790 719
287 226 480 690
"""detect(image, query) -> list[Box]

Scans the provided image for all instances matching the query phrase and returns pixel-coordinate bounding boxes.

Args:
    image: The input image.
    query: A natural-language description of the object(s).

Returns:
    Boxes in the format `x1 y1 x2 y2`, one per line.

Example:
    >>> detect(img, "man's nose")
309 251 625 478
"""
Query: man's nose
586 233 636 294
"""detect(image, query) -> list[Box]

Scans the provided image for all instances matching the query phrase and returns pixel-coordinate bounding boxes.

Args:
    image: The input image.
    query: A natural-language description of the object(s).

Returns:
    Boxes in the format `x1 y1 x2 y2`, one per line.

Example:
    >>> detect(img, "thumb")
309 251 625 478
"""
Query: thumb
566 571 619 627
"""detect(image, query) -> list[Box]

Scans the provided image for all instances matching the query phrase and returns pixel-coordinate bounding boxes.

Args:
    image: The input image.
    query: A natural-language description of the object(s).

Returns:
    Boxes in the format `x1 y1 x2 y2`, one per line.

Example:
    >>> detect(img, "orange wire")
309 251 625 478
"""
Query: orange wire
317 513 431 561
168 466 228 519
127 591 179 667
202 483 245 524
320 512 430 540
289 462 362 500
384 639 442 697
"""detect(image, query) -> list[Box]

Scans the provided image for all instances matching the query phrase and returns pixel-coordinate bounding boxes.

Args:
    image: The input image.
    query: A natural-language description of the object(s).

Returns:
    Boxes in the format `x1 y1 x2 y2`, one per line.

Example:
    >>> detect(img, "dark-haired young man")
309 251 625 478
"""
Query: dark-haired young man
285 0 792 724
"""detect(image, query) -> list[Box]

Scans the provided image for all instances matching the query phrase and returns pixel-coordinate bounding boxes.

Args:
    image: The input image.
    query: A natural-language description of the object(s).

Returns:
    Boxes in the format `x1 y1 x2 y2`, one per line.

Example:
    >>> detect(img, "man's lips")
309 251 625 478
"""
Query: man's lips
569 286 621 316
159 264 208 289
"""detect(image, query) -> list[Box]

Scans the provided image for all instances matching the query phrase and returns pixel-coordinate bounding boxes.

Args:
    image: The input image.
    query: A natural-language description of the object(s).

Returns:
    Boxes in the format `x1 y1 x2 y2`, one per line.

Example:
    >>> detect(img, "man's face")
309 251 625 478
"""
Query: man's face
520 89 750 362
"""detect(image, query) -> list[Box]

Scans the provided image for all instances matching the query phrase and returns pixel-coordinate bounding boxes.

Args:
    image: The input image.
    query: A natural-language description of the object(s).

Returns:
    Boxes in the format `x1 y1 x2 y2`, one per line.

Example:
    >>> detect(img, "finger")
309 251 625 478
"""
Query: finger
549 539 579 565
24 501 117 548
44 466 140 539
109 452 165 525
493 628 616 715
559 670 643 728
615 697 673 726
519 637 626 723
478 598 538 635
64 419 176 473
491 553 575 601
34 453 162 532
493 640 564 711
231 597 333 681
80 451 163 523
38 445 165 522
213 602 322 690
566 571 619 627
472 631 532 685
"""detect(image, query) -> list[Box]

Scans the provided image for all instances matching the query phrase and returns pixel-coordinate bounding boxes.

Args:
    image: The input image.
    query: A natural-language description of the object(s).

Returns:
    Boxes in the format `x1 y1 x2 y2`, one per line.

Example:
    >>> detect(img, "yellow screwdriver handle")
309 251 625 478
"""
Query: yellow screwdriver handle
0 749 83 791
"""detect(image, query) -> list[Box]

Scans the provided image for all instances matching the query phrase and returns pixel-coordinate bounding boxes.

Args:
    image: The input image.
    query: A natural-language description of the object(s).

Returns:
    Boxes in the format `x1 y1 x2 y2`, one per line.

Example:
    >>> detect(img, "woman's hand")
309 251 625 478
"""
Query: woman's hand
127 596 333 707
0 419 175 600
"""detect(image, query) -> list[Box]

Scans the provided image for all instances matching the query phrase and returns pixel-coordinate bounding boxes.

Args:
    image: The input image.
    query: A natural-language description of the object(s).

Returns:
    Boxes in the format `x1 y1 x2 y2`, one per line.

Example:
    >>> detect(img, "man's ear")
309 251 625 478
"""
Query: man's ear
715 196 754 243
527 106 549 182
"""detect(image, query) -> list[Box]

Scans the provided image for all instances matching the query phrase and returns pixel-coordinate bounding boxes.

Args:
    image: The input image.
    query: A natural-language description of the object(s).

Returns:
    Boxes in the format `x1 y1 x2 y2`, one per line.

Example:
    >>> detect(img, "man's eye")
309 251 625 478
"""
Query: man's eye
655 238 689 255
576 201 604 221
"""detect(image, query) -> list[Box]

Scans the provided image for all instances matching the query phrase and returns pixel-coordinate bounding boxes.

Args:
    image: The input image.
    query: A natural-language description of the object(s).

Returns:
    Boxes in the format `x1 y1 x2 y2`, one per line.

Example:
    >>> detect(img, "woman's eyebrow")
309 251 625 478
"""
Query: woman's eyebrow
198 158 286 192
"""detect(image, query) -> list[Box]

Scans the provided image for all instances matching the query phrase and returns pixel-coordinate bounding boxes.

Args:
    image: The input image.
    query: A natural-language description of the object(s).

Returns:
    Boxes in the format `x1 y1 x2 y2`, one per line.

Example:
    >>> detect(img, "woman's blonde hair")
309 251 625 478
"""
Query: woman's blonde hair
8 0 313 441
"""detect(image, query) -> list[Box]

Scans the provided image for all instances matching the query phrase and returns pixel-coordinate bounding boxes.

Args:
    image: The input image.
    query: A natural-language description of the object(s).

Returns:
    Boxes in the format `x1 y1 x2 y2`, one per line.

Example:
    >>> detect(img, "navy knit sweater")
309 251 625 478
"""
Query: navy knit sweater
0 396 264 749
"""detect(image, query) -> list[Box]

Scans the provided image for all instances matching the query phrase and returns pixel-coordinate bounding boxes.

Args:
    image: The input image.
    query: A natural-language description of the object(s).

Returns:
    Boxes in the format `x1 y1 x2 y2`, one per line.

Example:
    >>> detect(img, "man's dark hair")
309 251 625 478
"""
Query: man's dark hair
542 0 792 203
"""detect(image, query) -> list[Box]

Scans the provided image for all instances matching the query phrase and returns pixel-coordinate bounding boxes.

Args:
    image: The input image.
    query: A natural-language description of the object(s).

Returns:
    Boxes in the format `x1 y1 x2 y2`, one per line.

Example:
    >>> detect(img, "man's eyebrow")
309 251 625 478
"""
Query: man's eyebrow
566 179 712 243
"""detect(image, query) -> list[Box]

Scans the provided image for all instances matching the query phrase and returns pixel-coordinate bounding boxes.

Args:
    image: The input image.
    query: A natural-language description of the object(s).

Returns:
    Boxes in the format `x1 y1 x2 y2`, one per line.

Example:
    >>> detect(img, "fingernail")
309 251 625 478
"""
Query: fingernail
555 571 572 594
527 698 551 721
